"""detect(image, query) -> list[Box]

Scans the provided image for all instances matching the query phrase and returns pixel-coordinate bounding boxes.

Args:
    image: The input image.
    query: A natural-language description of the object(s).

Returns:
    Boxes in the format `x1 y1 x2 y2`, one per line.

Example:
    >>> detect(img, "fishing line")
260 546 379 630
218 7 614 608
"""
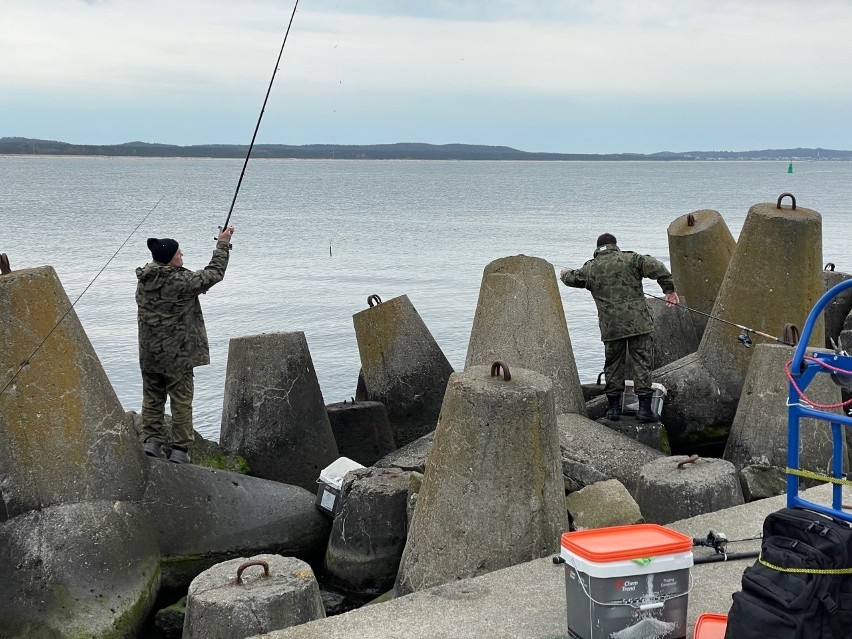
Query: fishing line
644 292 795 347
221 0 300 231
0 196 165 399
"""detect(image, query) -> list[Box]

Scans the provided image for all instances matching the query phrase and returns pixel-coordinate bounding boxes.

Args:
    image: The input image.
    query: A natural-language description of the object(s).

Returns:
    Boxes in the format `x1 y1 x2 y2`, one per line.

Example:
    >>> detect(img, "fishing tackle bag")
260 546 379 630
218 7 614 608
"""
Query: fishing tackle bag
725 507 852 638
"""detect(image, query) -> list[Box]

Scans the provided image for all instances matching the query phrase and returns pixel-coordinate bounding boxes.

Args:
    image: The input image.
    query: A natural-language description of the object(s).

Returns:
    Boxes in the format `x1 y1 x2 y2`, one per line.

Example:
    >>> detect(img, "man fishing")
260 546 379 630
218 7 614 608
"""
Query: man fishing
560 232 678 423
136 226 235 463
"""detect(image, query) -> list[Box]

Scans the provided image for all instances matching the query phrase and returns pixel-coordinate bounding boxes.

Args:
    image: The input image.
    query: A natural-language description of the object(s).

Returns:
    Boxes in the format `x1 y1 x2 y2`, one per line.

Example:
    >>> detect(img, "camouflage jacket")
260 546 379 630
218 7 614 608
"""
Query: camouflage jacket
136 241 230 373
560 243 675 342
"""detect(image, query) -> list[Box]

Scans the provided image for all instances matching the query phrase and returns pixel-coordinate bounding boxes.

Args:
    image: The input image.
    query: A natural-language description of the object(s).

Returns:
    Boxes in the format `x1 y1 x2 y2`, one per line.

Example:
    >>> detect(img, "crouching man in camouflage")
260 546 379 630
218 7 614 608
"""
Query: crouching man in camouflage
559 232 678 424
136 226 234 463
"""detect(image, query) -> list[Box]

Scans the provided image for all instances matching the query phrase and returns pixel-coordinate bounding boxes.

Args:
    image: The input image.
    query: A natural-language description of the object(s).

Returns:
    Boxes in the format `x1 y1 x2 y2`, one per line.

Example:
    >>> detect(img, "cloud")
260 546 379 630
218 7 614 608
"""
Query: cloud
2 0 850 150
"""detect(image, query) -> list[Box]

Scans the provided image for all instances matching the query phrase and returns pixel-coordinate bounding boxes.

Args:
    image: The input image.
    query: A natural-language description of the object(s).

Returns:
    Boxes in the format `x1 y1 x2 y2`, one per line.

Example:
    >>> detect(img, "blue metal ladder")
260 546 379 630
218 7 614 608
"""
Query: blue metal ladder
787 278 852 521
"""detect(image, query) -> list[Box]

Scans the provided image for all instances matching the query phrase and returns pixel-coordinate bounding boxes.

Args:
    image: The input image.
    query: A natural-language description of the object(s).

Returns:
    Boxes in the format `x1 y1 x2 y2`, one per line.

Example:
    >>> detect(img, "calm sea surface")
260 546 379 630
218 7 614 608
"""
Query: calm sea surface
3 156 851 441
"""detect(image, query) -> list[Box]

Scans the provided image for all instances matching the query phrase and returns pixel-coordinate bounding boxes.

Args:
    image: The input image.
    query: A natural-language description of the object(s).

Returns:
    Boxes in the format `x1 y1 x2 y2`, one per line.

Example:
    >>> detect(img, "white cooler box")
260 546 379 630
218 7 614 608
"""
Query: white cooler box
315 456 365 517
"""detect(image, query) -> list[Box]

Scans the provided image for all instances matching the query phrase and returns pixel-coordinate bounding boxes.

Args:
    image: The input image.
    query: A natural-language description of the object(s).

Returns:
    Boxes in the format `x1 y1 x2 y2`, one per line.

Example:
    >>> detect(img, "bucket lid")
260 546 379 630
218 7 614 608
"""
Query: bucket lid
694 613 727 639
561 524 693 562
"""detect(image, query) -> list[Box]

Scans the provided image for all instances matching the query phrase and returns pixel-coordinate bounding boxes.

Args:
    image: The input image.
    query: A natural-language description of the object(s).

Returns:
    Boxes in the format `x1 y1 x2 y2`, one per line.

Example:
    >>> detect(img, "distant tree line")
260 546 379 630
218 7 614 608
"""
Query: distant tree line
1 137 850 161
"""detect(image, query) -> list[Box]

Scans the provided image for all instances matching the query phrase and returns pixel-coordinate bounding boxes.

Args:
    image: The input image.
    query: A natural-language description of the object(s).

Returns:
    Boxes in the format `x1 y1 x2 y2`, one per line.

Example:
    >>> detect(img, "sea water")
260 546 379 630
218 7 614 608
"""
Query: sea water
3 156 852 440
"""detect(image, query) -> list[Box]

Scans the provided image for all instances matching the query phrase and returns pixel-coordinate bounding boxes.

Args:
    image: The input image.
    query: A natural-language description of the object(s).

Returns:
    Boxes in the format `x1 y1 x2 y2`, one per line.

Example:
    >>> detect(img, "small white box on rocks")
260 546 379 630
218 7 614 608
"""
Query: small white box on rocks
315 456 365 516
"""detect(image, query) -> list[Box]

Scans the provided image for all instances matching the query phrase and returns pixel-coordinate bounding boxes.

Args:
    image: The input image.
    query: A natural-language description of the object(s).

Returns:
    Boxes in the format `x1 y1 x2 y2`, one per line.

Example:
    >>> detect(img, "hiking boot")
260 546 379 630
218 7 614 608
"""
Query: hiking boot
637 394 657 423
605 394 622 421
143 441 166 458
169 446 191 464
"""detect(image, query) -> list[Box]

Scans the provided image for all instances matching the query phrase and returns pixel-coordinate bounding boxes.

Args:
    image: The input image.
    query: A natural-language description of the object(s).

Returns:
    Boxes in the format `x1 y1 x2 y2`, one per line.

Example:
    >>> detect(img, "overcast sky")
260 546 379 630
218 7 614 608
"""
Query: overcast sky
2 0 850 154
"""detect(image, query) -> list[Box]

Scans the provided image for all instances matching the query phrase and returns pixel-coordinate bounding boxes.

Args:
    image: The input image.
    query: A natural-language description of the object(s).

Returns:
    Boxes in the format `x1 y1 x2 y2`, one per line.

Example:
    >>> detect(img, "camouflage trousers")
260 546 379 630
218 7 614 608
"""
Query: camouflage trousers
141 369 195 447
603 332 654 397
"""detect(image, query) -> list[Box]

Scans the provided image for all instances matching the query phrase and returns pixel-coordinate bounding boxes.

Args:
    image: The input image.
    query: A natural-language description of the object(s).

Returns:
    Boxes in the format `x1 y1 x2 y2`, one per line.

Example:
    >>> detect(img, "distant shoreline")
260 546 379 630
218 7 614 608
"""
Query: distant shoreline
2 137 850 162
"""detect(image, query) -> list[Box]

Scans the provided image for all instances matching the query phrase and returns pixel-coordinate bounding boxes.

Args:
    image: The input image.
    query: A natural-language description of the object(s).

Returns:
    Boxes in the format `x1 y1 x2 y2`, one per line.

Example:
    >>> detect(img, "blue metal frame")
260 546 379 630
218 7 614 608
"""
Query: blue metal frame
788 278 852 521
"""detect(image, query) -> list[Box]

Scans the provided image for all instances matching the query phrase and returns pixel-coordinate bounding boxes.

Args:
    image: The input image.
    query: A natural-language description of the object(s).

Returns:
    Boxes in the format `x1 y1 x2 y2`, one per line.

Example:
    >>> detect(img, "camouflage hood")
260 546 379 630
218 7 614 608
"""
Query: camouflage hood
136 242 230 373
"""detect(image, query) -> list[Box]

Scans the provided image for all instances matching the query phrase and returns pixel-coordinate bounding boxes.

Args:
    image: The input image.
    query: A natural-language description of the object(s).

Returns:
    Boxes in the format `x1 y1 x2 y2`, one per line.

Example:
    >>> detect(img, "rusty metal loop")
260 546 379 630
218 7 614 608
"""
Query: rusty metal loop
596 371 605 385
235 560 270 585
676 454 699 470
367 294 382 308
776 192 797 210
782 323 800 346
0 253 10 275
686 213 695 227
490 361 511 381
825 263 836 272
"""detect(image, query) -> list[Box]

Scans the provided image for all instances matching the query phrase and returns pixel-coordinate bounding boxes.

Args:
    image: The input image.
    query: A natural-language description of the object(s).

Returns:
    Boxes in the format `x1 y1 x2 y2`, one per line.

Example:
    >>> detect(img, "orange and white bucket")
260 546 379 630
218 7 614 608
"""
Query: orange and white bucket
561 524 694 639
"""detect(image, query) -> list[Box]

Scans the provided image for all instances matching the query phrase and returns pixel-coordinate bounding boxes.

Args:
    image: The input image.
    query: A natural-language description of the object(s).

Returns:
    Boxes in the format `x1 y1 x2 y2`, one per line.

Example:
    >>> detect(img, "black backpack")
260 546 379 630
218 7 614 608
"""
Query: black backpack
725 507 852 638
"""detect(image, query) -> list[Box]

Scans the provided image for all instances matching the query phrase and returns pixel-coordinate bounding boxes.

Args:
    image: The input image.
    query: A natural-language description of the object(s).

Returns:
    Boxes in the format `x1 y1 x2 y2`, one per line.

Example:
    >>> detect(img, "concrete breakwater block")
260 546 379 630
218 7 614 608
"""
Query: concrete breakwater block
657 197 825 446
667 209 735 336
557 413 665 495
636 455 744 524
141 461 331 590
0 500 160 638
394 364 566 596
822 269 852 348
600 415 669 453
326 399 396 466
183 554 325 639
465 254 586 416
220 331 339 492
648 294 700 368
0 266 146 516
323 467 412 597
353 294 454 448
724 343 842 476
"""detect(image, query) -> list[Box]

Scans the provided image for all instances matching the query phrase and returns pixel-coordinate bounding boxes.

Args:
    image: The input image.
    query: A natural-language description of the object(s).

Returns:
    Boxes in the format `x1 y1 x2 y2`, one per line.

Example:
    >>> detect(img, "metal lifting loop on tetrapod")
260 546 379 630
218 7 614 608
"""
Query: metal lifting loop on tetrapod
490 360 511 381
235 560 270 585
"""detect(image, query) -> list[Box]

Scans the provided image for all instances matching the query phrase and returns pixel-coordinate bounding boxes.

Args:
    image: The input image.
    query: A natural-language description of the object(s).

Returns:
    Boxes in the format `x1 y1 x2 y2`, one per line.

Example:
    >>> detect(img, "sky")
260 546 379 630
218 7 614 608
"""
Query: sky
2 0 851 154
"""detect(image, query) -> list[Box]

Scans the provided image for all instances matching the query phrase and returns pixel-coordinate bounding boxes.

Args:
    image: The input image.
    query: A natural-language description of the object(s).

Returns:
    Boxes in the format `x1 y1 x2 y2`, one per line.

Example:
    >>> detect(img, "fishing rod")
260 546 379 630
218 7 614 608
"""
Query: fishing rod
220 0 300 232
0 196 165 399
692 530 761 564
644 292 795 347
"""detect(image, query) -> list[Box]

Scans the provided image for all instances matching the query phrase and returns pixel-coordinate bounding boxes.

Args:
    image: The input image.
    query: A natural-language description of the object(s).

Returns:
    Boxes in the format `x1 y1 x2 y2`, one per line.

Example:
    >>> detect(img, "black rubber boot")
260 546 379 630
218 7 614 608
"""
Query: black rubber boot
637 394 656 423
606 395 622 421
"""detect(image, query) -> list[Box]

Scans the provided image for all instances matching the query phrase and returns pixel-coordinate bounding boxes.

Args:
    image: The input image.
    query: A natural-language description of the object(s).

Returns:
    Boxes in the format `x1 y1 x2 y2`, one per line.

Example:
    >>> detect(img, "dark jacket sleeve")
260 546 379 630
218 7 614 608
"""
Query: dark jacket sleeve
173 242 231 296
635 254 675 294
560 261 591 289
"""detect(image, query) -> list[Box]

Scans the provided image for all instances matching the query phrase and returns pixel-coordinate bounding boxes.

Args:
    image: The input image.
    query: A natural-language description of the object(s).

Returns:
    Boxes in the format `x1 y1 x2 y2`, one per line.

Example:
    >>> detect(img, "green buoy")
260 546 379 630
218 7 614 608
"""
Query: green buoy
788 162 793 173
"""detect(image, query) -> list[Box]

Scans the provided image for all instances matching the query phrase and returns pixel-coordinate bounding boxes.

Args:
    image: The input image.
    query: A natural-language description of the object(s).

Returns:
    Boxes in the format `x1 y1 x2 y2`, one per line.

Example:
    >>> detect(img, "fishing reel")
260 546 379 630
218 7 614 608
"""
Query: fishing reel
693 530 729 554
737 332 753 348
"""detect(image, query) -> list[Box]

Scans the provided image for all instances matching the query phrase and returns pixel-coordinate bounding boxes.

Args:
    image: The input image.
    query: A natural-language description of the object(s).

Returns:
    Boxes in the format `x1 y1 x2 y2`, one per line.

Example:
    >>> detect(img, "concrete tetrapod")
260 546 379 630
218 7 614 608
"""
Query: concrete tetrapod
326 399 396 466
183 554 325 639
0 267 154 636
667 209 736 337
465 254 586 416
0 267 335 635
636 455 744 524
724 343 843 480
220 331 339 491
353 294 454 447
323 467 411 597
822 268 852 349
394 363 567 596
656 197 825 450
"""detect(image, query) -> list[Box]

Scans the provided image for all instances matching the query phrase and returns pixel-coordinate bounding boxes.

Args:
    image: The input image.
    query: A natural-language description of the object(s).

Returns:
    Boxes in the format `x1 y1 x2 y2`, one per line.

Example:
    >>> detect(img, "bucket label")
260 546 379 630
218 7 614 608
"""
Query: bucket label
615 579 639 594
564 567 689 639
320 488 336 512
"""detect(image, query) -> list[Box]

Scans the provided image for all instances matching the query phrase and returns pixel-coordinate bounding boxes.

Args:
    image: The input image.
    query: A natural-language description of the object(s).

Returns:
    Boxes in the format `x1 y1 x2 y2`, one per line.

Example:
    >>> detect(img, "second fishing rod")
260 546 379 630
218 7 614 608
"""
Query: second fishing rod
644 292 797 348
